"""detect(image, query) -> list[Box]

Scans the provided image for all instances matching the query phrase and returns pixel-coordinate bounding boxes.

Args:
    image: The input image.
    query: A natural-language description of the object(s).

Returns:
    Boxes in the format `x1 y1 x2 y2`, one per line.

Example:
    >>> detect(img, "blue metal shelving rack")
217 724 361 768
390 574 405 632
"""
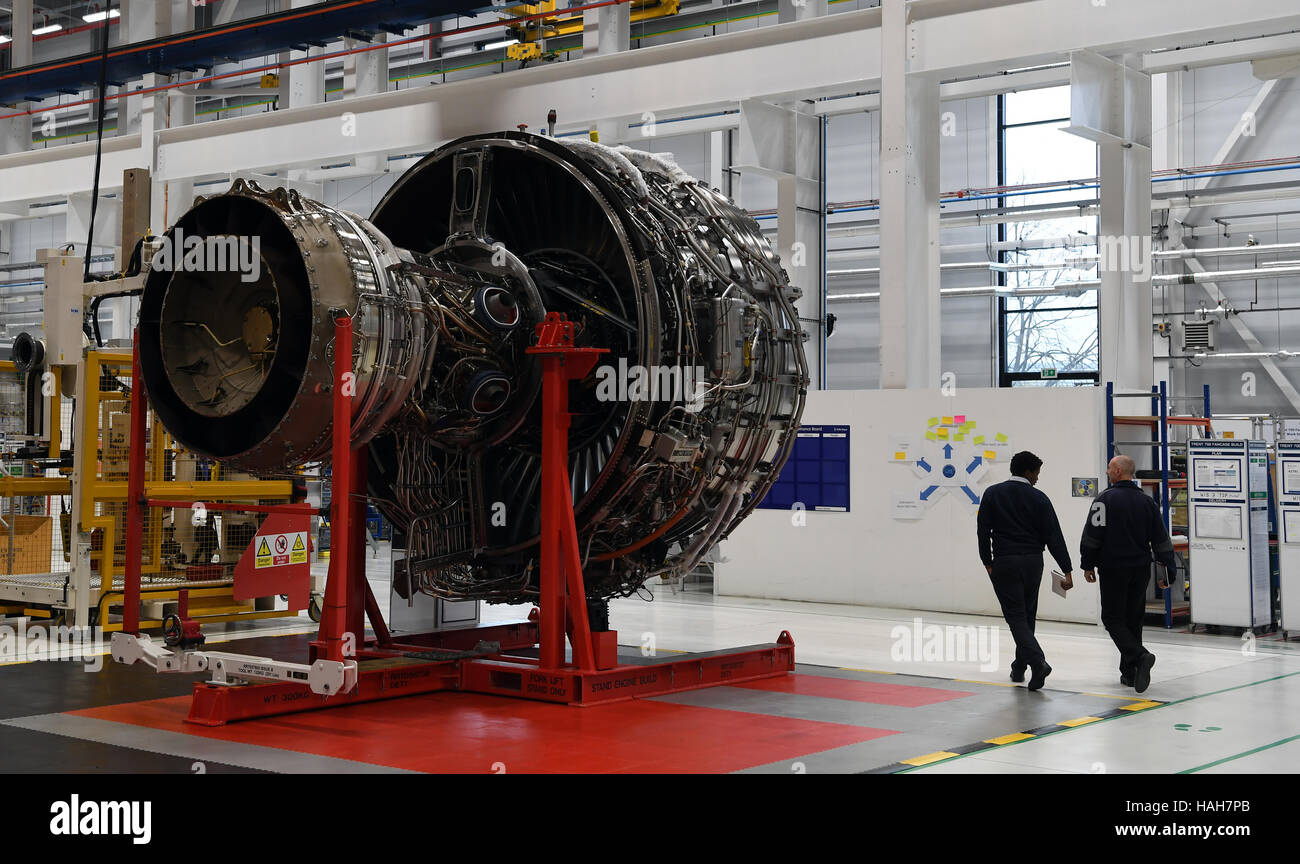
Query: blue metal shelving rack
1106 381 1212 628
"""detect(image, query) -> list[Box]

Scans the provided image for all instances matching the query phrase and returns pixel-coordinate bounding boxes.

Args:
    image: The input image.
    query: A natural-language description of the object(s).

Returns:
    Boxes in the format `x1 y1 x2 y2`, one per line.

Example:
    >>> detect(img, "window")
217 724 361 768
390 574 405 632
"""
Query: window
997 86 1100 387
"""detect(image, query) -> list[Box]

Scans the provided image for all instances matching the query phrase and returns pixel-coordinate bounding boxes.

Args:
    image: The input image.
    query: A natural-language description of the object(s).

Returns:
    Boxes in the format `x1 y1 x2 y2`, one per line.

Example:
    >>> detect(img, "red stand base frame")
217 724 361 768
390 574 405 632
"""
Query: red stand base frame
179 313 794 726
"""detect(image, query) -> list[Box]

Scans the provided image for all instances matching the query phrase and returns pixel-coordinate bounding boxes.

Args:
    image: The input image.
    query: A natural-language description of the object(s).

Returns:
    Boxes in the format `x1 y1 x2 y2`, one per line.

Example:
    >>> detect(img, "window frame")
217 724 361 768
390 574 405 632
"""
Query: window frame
996 90 1100 389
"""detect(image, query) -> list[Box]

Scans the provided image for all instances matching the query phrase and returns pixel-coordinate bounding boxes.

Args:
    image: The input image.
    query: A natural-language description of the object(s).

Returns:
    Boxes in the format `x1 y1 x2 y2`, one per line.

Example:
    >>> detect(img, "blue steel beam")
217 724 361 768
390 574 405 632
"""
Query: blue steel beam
0 0 493 106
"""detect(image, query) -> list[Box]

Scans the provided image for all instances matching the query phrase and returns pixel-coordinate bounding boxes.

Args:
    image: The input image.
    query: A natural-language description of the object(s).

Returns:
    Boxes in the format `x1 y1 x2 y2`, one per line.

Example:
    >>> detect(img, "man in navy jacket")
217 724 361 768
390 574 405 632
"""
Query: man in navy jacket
1080 454 1178 695
977 451 1075 691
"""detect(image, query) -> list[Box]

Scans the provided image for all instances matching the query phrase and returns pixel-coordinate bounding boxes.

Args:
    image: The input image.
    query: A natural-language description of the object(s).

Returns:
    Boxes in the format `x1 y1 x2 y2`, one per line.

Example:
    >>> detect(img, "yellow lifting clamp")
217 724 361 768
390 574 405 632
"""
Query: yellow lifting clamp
507 42 544 62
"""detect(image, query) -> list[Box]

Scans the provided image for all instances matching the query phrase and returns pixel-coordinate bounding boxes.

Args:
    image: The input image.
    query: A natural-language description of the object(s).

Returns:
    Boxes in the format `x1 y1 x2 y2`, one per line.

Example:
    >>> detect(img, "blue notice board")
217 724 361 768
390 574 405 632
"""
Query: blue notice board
756 425 850 512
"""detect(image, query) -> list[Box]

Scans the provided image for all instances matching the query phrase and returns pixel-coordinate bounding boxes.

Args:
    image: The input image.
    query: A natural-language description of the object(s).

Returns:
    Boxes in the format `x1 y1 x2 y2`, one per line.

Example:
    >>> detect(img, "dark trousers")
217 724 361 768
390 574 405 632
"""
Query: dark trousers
1098 565 1151 676
989 554 1045 669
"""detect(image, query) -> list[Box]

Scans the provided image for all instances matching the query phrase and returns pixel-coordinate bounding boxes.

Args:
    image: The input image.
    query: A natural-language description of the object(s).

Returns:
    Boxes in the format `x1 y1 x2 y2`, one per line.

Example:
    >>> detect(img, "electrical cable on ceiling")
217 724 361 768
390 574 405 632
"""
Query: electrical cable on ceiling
83 1 115 285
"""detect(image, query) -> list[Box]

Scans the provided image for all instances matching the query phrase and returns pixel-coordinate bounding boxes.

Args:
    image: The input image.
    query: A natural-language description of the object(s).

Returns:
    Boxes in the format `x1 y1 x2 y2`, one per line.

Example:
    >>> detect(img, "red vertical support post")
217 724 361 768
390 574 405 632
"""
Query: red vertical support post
122 331 149 634
314 315 354 663
347 453 368 646
537 341 568 670
526 314 606 672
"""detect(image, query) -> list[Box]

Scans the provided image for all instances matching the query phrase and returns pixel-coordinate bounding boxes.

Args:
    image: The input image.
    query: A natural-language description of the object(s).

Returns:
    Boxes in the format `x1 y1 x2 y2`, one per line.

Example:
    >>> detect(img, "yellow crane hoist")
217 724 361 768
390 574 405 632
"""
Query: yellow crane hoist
501 0 680 61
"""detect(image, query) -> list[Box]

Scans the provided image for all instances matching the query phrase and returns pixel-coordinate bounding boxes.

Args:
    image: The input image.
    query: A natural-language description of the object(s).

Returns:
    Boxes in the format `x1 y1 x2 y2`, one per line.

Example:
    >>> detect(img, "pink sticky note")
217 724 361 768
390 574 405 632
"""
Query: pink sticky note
955 415 966 424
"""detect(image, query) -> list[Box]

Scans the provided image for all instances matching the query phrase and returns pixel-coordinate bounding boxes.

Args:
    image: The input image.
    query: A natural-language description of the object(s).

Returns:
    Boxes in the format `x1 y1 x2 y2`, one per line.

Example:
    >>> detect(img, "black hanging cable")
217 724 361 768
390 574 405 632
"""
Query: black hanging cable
83 2 116 284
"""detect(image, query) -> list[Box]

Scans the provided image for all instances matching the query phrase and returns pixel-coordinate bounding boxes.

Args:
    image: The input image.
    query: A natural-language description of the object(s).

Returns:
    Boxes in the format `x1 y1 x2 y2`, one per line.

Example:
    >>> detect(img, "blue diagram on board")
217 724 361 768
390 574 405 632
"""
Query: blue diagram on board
889 414 1013 517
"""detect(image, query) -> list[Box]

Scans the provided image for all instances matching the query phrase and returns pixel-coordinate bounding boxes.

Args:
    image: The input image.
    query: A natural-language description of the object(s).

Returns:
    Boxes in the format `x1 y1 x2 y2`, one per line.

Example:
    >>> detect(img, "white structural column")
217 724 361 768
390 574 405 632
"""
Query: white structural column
778 0 828 23
118 0 194 229
583 0 630 143
344 35 389 99
735 100 824 390
1151 70 1176 391
0 0 33 155
708 130 725 193
120 1 155 137
161 2 197 228
878 0 940 389
343 33 389 173
284 0 326 108
1065 50 1152 393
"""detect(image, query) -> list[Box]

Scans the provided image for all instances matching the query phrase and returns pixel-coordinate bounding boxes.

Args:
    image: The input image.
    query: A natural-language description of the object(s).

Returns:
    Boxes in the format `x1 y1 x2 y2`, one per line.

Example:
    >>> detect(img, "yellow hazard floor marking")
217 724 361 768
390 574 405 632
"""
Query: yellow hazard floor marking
1081 690 1154 701
1058 716 1103 727
901 751 960 766
985 732 1035 746
839 667 895 675
953 678 1017 687
1120 700 1161 711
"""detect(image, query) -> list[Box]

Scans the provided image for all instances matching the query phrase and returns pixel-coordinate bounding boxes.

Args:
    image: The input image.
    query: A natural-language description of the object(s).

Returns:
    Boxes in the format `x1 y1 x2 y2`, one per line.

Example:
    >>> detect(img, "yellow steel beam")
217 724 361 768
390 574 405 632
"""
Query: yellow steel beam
88 480 296 501
0 476 72 496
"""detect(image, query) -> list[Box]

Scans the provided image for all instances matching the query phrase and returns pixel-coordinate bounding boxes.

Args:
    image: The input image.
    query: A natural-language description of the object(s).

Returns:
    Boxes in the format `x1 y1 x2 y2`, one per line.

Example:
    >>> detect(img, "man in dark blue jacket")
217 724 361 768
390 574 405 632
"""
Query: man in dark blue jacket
1080 454 1178 695
977 451 1075 691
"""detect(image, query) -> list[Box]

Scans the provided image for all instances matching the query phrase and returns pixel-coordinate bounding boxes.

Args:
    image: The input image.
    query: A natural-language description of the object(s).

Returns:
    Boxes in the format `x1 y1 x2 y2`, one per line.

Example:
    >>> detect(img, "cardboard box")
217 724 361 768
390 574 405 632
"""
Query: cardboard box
1 515 53 575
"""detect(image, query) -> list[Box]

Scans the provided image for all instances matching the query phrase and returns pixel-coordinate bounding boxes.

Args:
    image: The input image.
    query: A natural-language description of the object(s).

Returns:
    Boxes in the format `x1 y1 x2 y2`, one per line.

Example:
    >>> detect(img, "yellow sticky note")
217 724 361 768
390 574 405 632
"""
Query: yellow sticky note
995 433 1008 443
926 431 938 441
973 435 985 444
927 417 939 427
937 427 949 439
963 421 976 430
942 416 954 426
894 451 906 461
984 450 996 460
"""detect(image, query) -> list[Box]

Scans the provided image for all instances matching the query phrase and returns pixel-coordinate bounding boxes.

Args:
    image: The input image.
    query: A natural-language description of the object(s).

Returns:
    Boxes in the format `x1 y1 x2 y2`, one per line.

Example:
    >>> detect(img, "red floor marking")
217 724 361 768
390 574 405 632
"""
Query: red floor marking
70 691 896 774
729 674 973 707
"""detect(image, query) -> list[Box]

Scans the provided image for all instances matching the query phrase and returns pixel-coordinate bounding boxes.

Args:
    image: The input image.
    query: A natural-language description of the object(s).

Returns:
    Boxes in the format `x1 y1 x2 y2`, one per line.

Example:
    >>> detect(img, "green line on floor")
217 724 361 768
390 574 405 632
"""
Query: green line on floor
898 668 1300 773
1179 733 1300 774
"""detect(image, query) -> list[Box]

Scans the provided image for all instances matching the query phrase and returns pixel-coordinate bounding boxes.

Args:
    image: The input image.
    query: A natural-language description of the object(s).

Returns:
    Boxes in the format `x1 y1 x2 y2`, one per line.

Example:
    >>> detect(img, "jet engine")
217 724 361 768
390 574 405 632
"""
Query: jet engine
138 130 807 605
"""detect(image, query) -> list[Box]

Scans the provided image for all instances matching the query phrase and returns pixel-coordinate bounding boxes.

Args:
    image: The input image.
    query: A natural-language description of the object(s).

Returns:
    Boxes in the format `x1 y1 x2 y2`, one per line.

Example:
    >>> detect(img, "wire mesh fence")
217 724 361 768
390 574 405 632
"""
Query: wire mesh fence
1 362 73 581
2 350 312 625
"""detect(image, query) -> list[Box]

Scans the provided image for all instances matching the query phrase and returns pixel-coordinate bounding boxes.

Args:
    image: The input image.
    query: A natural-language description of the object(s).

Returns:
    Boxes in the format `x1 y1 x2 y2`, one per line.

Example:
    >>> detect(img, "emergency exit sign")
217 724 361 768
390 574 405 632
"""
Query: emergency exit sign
1040 368 1058 379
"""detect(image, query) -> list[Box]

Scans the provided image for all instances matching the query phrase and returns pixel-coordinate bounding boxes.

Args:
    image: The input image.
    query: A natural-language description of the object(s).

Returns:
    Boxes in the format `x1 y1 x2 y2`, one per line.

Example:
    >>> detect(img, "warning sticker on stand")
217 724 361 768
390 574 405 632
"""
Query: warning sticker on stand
255 531 309 568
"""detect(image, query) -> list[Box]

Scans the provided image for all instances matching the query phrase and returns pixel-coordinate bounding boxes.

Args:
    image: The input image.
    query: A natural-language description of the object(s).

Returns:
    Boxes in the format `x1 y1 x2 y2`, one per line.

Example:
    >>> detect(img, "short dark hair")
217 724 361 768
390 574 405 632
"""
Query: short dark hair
1010 451 1043 477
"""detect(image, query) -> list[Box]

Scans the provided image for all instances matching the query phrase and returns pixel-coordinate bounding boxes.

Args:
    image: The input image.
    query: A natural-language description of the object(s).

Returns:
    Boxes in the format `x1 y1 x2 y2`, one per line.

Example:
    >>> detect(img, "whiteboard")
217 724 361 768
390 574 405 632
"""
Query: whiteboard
1284 461 1300 496
1195 505 1242 540
1285 510 1300 544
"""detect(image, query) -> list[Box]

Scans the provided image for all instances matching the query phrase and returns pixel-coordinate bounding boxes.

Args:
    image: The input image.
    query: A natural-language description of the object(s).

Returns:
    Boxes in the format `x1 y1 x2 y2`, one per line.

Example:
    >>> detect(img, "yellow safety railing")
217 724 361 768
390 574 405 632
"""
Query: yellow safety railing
77 349 296 631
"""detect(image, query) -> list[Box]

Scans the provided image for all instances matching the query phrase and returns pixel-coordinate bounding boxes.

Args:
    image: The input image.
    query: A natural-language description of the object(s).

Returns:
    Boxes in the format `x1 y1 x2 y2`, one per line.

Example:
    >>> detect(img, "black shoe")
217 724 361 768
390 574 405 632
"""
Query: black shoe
1027 662 1052 691
1010 665 1026 683
1133 653 1156 694
1120 674 1134 687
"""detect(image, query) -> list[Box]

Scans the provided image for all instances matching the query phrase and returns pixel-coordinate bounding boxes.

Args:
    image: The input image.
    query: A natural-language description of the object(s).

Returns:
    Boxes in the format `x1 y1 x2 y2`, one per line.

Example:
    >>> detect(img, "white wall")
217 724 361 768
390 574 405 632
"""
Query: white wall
716 386 1107 623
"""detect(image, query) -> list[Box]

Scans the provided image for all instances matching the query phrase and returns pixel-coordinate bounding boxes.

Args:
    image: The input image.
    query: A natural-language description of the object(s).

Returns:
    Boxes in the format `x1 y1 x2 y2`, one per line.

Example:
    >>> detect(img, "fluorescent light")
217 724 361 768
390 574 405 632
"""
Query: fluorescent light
83 10 121 23
441 46 473 58
33 24 63 35
483 39 519 50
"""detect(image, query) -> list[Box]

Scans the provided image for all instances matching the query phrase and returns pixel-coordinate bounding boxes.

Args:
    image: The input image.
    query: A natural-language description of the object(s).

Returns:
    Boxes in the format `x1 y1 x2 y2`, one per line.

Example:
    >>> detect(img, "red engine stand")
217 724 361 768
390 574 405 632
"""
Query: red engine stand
457 313 794 704
525 312 612 672
129 313 793 726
